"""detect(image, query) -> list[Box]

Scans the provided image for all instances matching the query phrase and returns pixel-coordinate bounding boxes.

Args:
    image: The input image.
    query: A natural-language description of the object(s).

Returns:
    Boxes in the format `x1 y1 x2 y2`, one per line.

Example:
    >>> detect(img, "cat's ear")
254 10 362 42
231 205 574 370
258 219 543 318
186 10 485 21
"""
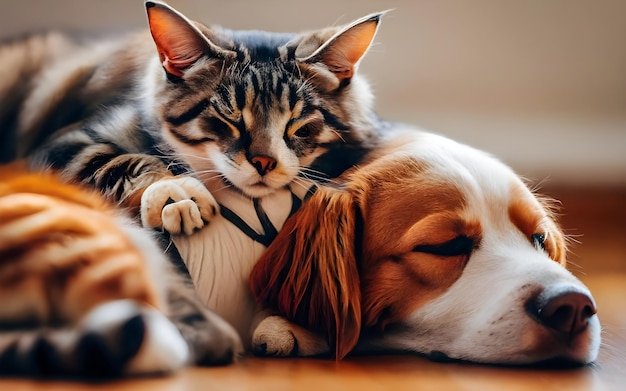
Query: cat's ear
145 1 232 77
299 12 383 87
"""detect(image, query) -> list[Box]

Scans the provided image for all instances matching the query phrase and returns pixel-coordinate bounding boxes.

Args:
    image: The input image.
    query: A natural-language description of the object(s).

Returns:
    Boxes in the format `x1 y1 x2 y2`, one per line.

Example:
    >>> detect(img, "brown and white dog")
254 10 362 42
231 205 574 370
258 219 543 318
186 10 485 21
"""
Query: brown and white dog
249 126 601 366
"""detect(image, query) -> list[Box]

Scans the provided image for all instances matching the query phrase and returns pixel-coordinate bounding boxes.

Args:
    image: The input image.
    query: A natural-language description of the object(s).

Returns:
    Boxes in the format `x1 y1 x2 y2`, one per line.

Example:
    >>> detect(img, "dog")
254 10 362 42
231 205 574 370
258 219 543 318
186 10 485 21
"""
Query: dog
248 126 601 366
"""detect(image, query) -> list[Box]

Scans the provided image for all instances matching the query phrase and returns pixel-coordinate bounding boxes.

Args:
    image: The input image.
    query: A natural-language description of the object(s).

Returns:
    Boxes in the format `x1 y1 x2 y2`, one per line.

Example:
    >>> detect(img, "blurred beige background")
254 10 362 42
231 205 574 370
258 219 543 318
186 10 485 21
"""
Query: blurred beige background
2 0 625 185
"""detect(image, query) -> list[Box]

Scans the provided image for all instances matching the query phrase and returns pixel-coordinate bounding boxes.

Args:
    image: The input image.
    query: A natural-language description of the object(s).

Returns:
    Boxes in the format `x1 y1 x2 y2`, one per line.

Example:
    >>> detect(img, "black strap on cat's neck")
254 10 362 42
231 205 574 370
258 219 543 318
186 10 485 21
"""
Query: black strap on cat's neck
219 185 318 247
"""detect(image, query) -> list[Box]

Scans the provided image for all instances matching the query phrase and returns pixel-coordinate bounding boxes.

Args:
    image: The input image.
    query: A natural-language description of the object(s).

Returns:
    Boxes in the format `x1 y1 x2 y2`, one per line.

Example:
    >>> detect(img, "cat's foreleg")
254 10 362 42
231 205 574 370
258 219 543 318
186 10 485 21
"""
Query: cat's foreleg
29 132 214 235
141 176 219 235
166 273 243 365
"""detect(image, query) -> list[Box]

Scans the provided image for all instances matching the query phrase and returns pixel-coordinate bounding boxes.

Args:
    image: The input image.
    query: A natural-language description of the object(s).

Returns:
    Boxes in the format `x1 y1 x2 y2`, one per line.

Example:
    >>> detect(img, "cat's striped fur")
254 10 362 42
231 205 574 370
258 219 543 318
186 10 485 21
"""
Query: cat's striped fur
0 0 383 377
0 164 241 377
0 1 381 213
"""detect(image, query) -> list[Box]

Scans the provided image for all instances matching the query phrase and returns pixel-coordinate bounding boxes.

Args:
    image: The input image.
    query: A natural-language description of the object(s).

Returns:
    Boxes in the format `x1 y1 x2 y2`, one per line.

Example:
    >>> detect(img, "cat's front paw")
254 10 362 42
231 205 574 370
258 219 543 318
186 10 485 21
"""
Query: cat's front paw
252 315 329 357
141 176 218 235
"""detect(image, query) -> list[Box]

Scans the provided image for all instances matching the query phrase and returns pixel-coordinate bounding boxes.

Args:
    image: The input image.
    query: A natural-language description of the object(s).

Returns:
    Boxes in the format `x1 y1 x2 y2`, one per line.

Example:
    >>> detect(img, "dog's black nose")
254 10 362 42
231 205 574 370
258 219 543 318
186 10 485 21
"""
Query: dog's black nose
527 286 597 337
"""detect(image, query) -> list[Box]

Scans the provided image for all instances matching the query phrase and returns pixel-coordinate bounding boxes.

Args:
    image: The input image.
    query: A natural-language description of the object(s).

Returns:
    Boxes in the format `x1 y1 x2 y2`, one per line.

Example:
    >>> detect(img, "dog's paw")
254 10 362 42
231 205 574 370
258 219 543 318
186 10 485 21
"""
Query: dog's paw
252 315 329 357
141 176 218 235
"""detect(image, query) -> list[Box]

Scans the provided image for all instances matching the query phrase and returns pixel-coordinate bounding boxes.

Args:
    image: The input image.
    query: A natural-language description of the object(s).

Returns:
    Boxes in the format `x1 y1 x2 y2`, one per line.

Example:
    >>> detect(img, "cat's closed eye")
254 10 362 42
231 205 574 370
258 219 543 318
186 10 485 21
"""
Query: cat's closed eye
206 117 234 138
293 121 322 139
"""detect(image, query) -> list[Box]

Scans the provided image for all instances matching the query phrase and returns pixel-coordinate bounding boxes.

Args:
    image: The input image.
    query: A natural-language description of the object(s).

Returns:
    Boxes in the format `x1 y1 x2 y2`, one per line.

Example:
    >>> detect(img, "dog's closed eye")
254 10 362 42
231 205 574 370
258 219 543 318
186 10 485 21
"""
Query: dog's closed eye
412 236 475 257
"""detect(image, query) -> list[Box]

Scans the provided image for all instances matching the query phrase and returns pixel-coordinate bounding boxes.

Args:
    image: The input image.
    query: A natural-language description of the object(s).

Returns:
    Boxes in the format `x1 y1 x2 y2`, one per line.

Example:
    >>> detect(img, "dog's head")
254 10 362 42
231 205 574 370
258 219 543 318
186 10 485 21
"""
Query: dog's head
250 129 601 365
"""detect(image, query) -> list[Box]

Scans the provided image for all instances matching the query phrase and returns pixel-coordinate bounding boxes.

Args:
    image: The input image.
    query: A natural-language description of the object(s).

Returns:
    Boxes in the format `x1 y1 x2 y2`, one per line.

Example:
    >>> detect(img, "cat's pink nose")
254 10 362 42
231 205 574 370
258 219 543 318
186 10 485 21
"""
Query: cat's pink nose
250 155 277 176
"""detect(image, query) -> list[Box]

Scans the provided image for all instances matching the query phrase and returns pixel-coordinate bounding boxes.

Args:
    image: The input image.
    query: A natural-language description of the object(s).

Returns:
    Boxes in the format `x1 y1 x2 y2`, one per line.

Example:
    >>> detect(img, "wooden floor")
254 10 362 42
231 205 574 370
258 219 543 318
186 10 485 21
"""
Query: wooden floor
1 186 625 391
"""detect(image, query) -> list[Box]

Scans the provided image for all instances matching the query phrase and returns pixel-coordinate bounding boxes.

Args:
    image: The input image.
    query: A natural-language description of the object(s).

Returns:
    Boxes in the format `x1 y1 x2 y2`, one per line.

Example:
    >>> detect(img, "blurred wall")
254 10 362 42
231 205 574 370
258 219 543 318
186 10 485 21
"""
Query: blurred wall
2 0 625 185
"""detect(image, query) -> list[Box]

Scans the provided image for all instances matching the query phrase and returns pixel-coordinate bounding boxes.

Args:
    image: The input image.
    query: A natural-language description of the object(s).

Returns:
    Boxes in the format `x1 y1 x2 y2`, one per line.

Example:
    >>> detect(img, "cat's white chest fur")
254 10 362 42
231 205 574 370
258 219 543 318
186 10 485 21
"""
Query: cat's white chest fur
172 182 314 345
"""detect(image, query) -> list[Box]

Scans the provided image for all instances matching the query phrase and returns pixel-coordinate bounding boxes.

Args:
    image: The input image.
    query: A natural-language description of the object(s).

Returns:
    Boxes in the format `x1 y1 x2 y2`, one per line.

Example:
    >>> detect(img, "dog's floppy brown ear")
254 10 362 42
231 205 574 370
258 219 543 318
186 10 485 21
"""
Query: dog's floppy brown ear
250 188 361 359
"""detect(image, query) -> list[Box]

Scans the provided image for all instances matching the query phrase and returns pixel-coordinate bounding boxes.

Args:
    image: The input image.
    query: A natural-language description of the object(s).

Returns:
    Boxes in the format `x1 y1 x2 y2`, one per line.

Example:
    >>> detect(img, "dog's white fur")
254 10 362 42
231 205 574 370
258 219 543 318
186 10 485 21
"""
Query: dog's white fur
376 131 601 364
150 125 600 365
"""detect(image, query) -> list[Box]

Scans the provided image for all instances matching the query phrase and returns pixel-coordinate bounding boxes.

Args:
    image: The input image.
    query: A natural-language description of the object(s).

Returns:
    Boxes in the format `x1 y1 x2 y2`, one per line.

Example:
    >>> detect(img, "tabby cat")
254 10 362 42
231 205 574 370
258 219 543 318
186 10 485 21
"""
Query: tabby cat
0 164 241 377
0 0 383 376
0 1 381 234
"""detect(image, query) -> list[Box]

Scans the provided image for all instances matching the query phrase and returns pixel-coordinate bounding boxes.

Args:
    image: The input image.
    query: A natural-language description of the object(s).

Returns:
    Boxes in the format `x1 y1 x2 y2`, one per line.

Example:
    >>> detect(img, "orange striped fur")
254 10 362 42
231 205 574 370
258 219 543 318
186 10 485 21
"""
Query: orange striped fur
0 163 242 377
0 163 162 326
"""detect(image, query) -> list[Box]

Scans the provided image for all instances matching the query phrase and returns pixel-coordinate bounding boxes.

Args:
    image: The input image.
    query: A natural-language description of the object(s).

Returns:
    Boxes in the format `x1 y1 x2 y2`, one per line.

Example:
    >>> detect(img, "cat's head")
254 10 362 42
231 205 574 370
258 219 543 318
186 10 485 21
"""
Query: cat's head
145 1 382 198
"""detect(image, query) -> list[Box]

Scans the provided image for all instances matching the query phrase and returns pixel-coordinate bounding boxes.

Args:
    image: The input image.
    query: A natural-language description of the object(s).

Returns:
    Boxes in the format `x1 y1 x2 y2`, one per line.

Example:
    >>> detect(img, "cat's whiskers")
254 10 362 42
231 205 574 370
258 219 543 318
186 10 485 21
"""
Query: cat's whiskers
240 62 251 75
330 129 346 142
297 169 328 182
193 170 236 194
293 63 304 83
210 182 236 194
219 61 229 79
290 176 315 193
223 159 240 170
193 168 225 176
195 169 228 182
293 169 338 186
298 174 336 186
296 77 312 94
165 150 214 164
298 166 336 180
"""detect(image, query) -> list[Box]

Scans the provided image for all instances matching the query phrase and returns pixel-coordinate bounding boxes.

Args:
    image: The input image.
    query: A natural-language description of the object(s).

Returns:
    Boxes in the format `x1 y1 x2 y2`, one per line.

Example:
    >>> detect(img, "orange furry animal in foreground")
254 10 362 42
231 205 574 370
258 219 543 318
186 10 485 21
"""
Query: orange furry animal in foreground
0 164 163 322
0 164 240 377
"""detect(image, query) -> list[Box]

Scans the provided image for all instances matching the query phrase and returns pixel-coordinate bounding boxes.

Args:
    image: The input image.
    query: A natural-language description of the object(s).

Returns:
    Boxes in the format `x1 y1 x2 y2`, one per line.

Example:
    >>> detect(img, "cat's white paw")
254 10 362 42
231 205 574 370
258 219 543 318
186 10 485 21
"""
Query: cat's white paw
141 176 218 235
252 315 329 357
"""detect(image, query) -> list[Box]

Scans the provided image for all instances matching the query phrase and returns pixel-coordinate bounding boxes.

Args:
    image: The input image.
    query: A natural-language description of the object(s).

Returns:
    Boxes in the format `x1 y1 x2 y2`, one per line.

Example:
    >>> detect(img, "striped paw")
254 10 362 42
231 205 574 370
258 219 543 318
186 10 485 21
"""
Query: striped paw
141 176 218 235
77 300 190 376
0 300 189 378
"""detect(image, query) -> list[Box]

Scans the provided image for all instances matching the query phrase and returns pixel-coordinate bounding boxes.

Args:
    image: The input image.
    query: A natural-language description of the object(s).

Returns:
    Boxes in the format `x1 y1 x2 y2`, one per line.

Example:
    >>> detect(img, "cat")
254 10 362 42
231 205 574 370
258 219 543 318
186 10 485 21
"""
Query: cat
0 163 241 377
137 2 385 346
0 0 383 375
0 1 381 236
